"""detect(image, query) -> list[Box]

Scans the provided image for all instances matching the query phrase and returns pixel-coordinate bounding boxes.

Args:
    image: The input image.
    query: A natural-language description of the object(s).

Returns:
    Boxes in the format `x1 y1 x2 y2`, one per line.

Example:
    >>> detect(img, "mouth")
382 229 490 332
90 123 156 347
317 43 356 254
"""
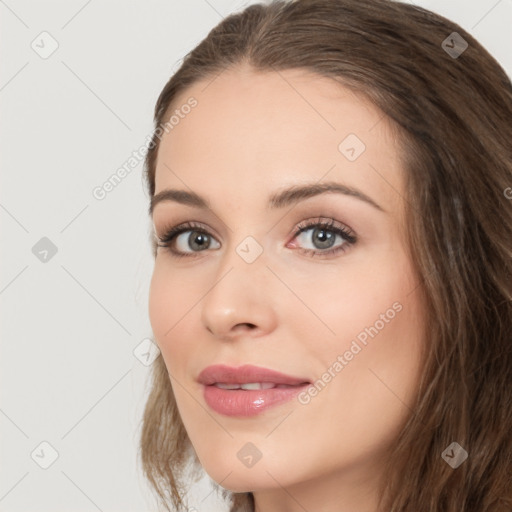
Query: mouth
198 364 311 417
197 363 310 386
211 382 308 390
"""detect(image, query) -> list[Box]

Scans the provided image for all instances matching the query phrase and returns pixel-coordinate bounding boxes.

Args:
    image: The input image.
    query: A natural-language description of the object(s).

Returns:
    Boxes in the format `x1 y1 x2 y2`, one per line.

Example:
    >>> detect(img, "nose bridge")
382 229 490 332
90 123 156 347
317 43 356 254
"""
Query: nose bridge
200 233 277 338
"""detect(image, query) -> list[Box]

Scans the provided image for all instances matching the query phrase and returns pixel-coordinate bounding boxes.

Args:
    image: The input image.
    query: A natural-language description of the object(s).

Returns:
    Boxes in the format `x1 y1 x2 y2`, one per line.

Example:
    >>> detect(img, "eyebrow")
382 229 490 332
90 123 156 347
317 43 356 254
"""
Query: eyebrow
149 181 384 216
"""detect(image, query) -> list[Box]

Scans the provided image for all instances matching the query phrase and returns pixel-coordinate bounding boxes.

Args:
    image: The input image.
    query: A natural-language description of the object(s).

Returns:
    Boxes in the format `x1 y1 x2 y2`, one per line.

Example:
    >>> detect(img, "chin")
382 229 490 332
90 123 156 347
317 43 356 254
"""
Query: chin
200 457 290 493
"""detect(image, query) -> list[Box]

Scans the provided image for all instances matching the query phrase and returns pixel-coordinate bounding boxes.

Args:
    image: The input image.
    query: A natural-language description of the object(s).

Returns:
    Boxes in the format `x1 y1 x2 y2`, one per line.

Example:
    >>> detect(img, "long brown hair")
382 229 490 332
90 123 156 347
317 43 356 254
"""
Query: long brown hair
139 1 512 510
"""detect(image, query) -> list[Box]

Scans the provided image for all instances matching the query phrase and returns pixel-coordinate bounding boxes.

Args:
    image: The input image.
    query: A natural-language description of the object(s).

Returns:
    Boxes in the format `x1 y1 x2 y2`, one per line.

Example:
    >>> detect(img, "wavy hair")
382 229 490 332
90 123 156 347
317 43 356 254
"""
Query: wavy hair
139 1 512 510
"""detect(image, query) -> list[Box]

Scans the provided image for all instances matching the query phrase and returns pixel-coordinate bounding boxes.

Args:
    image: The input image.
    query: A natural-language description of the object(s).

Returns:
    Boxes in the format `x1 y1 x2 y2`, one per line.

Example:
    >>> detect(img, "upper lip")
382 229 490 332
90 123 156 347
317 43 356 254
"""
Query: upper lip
197 364 310 386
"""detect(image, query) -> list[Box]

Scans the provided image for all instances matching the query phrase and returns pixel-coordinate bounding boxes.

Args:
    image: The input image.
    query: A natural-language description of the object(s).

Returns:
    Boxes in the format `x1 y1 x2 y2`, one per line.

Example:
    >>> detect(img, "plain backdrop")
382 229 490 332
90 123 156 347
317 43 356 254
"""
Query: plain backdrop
1 1 511 511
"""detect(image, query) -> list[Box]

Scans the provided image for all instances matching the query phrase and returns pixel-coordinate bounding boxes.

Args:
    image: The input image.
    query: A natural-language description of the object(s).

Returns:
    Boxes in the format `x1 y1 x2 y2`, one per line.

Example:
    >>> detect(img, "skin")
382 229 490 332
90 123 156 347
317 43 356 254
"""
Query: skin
148 64 426 512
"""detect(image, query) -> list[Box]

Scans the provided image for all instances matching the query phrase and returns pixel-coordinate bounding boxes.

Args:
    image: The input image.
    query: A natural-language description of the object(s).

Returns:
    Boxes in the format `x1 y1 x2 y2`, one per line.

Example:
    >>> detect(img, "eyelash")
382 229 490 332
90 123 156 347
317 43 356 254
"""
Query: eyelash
155 217 357 260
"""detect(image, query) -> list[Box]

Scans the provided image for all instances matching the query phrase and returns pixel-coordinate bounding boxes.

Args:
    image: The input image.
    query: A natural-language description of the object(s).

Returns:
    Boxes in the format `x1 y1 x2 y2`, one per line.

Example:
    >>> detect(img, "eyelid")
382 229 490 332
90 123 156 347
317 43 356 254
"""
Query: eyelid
291 217 356 242
154 220 219 241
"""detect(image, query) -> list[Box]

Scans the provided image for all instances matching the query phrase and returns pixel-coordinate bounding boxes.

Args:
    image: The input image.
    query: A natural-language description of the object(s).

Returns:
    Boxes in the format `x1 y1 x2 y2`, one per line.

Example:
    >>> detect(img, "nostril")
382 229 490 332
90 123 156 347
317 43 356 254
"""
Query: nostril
235 322 257 329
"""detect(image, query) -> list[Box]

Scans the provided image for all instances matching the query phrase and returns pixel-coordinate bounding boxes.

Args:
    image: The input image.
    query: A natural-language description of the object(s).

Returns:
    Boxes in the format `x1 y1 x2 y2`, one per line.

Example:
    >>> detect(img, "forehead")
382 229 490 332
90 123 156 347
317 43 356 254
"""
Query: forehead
154 66 404 215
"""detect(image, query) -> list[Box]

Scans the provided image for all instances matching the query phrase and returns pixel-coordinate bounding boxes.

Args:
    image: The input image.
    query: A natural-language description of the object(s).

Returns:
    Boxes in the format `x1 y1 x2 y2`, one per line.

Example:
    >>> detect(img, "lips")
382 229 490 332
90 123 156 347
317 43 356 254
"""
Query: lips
197 364 310 387
197 364 311 417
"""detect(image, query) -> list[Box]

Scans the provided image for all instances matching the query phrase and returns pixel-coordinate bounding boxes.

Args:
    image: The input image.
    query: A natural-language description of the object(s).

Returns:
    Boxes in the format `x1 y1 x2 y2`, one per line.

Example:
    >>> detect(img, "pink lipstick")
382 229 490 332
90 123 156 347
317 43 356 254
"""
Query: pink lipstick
197 364 311 417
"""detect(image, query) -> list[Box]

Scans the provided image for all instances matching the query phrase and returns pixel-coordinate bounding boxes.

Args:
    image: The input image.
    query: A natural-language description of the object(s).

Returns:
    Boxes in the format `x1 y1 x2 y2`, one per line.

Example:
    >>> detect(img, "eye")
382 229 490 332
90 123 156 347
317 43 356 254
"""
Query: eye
156 221 220 258
289 217 356 257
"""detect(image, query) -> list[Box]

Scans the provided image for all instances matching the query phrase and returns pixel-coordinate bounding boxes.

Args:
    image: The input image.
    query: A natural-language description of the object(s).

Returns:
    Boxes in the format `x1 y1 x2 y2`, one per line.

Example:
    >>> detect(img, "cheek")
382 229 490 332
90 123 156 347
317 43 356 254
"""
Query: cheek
148 261 208 375
282 260 424 463
148 263 189 358
288 266 403 335
148 264 170 343
289 251 424 393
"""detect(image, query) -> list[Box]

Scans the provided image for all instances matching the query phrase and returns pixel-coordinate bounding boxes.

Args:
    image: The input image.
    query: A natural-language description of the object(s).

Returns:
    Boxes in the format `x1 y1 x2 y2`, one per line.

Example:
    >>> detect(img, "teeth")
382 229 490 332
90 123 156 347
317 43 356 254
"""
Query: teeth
214 383 242 390
241 382 276 390
213 382 277 390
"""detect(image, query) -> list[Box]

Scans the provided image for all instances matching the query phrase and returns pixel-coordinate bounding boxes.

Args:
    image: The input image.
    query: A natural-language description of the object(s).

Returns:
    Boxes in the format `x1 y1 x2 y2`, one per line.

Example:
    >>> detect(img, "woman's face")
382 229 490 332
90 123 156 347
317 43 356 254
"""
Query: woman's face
149 66 426 508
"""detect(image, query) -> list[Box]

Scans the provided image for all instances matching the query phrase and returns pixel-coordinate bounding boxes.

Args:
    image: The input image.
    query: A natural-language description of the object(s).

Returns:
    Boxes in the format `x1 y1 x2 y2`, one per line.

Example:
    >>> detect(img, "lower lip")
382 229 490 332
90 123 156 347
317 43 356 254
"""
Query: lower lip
203 384 310 417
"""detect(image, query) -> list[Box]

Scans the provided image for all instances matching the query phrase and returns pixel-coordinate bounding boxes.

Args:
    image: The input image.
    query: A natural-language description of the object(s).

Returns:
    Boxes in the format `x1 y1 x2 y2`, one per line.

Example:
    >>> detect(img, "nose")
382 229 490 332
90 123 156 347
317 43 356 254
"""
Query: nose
200 247 278 341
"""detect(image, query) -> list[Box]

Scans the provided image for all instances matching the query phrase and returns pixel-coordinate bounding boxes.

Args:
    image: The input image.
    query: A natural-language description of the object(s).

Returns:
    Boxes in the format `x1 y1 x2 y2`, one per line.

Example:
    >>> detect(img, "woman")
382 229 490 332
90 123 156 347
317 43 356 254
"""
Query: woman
139 1 512 511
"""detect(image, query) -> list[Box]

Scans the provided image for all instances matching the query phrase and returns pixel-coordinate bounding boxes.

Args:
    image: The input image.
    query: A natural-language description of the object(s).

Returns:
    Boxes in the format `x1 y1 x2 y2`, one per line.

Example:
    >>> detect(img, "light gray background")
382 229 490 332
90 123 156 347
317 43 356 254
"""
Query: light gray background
1 1 511 511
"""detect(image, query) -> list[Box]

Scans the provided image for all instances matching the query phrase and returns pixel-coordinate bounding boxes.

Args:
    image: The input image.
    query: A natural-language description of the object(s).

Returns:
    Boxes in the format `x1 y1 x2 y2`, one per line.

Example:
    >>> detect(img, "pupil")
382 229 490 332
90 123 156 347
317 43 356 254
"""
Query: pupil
189 231 210 251
313 228 334 249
